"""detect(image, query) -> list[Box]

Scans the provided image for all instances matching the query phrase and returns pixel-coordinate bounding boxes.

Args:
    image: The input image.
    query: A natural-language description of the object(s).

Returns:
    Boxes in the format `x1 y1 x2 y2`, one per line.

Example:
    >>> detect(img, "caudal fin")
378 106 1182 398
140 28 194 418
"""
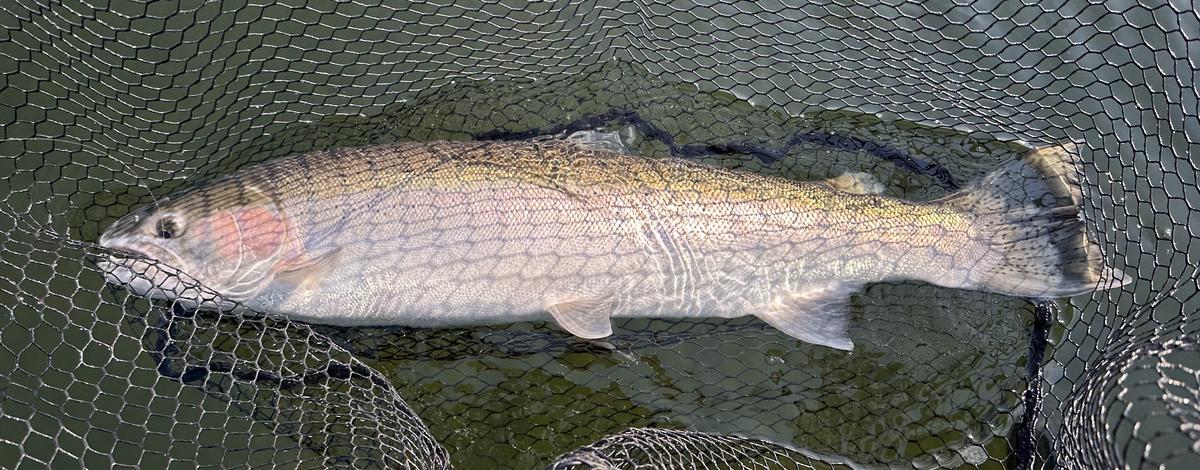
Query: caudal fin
939 144 1130 298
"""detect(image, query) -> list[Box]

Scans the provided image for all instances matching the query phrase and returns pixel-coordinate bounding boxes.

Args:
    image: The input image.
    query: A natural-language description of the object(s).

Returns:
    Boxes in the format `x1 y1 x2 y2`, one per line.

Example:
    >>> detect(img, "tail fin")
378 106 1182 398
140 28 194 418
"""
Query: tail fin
939 144 1130 298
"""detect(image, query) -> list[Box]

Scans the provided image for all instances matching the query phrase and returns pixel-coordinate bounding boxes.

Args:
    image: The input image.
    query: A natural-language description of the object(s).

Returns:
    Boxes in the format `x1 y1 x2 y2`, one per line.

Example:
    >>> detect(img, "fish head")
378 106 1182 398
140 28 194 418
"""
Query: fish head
97 183 296 307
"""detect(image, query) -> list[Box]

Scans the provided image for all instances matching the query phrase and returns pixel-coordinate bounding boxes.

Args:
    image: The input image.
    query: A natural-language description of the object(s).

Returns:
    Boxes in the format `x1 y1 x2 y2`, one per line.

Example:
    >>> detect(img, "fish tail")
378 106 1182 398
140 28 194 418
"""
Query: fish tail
938 143 1130 298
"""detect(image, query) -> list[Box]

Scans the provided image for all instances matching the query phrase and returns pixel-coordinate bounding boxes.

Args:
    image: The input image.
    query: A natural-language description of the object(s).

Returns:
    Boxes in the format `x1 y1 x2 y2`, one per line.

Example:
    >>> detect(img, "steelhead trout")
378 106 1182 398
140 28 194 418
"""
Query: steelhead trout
98 141 1129 350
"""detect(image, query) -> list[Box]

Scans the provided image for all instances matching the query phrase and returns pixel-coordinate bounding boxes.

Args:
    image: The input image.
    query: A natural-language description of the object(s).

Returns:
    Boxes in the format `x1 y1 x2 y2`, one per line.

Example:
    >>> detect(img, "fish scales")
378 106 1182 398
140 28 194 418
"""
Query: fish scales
98 140 1129 350
198 142 978 311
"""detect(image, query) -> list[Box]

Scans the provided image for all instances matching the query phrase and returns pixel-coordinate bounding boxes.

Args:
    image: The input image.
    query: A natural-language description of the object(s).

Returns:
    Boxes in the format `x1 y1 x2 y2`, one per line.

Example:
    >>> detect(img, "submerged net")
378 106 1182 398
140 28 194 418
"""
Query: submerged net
0 0 1196 468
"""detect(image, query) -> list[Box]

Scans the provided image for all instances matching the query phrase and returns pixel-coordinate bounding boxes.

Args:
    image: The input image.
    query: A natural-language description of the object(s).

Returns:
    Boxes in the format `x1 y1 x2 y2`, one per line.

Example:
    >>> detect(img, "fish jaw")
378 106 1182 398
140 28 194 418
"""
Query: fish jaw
95 234 229 309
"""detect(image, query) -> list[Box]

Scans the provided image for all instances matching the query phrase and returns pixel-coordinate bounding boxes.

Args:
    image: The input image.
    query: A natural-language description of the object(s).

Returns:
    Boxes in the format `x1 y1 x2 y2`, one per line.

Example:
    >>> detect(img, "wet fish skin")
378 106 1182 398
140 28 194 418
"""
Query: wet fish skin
97 141 1129 350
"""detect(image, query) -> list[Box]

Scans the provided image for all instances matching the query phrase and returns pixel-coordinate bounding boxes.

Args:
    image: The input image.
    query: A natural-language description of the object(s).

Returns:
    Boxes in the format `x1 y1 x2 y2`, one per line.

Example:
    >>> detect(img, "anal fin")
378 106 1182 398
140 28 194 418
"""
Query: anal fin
548 297 614 339
755 283 859 351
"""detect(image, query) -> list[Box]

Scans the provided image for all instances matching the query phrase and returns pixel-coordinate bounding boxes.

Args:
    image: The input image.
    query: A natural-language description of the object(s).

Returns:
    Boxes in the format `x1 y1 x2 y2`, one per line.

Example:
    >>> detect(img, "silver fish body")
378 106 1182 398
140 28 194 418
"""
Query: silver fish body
98 141 1129 350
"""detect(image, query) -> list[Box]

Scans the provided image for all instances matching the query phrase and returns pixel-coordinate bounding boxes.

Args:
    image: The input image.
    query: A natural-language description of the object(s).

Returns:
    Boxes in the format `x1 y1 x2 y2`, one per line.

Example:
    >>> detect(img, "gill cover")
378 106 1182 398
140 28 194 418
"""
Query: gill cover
178 186 300 302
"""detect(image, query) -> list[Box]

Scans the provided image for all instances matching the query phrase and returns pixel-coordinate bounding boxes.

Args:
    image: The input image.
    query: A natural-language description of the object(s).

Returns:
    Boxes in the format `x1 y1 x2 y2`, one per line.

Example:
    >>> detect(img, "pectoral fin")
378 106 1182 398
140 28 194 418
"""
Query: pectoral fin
548 297 614 339
273 247 342 293
755 283 859 351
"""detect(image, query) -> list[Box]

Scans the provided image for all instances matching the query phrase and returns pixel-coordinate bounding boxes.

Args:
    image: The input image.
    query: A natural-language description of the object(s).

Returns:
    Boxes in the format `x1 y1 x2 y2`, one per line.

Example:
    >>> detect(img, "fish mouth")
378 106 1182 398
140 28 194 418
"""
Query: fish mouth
93 238 197 300
96 242 185 274
95 238 236 311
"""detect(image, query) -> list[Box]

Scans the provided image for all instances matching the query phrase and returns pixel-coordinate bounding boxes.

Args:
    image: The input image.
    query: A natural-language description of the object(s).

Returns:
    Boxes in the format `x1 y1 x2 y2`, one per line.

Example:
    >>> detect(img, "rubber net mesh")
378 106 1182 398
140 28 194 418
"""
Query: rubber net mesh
0 0 1195 468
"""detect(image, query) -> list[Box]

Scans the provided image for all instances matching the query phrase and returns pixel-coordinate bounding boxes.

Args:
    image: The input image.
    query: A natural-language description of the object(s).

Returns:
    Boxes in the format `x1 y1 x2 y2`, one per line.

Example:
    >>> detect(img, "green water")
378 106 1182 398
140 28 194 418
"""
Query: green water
0 0 1192 469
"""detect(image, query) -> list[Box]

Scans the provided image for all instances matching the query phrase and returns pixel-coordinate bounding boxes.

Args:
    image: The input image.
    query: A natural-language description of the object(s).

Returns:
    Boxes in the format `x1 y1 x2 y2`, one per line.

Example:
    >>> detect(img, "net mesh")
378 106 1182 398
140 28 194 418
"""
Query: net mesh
0 0 1196 468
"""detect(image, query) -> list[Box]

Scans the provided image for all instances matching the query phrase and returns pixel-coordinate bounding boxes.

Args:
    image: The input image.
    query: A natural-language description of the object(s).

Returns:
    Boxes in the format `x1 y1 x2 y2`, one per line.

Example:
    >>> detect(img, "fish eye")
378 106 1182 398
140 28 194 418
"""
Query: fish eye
155 216 184 239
